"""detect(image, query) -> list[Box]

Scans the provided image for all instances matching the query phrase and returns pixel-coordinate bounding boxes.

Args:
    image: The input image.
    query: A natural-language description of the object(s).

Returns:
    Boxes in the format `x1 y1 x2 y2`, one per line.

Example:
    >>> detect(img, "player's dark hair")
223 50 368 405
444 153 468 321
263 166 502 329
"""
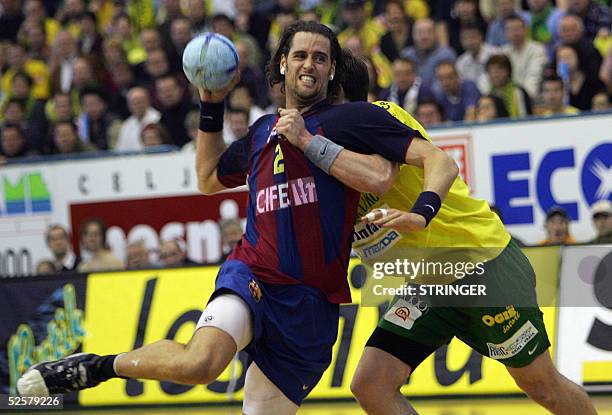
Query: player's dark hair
489 204 503 222
266 20 342 98
339 49 369 102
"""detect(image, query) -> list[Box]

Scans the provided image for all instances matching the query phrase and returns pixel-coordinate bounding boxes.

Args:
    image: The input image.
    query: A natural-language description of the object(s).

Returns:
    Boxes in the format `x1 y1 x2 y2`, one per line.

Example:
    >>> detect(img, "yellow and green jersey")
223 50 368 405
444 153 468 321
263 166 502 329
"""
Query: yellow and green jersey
352 101 510 262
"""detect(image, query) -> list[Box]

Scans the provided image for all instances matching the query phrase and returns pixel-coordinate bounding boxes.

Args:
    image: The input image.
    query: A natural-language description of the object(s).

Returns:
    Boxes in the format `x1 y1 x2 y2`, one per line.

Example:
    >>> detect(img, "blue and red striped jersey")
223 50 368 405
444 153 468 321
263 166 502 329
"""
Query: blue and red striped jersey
217 100 417 303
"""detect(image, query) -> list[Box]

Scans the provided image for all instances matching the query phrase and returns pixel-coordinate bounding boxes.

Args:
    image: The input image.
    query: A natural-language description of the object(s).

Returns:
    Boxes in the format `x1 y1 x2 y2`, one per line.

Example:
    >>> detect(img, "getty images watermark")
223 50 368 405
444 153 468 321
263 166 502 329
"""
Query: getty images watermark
356 246 514 307
370 258 487 298
354 245 612 308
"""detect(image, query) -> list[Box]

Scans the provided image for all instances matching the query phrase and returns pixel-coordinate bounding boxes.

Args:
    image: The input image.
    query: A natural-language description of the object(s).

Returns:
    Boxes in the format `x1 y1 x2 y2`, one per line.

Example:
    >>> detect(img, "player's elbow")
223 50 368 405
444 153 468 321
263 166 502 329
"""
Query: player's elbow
447 153 459 179
430 147 459 180
358 168 393 196
197 175 218 195
362 156 397 196
370 163 397 196
198 182 213 195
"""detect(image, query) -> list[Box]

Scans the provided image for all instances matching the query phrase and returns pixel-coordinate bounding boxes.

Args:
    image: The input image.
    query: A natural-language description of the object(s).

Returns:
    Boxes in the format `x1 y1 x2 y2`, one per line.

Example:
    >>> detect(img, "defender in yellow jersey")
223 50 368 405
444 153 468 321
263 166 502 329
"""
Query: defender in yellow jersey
353 100 509 257
353 99 550 359
333 52 595 415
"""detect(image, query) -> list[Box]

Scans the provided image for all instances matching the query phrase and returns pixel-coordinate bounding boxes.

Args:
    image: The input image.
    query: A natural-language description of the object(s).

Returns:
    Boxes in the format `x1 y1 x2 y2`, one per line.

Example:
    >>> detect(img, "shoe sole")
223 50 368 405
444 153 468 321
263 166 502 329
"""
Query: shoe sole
17 369 49 396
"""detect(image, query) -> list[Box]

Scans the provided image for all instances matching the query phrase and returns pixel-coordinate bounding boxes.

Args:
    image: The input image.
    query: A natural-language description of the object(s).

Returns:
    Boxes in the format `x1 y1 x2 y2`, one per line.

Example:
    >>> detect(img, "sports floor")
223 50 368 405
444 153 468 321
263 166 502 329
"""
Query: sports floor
41 396 612 414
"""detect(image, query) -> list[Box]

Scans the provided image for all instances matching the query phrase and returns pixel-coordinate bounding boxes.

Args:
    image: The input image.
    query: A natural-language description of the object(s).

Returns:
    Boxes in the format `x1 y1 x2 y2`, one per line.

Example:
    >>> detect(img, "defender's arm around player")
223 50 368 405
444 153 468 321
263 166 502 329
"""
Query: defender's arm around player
276 107 458 232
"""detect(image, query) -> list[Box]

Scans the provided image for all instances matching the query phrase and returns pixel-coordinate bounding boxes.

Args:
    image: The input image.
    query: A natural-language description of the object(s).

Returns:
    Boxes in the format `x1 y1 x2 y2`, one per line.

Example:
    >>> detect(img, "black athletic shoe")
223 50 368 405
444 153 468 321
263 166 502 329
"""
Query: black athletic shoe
17 353 103 395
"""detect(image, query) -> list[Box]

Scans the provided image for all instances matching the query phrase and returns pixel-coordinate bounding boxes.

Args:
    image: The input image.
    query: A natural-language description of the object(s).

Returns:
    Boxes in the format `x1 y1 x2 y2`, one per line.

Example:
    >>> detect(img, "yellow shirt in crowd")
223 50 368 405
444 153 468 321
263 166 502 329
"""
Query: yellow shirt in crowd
1 59 50 100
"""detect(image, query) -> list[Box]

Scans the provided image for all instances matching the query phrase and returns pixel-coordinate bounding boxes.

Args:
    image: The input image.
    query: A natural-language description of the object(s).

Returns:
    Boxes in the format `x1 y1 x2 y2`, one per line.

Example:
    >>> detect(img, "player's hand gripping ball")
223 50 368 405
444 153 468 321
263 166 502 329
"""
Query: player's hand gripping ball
183 32 239 91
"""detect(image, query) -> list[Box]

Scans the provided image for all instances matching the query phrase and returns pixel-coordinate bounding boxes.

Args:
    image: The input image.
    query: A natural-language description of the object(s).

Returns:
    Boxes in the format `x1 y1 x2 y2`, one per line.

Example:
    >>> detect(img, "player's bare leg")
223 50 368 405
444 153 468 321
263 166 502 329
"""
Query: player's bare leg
507 350 597 415
114 326 236 384
351 346 418 415
17 326 237 396
243 362 299 415
18 294 250 395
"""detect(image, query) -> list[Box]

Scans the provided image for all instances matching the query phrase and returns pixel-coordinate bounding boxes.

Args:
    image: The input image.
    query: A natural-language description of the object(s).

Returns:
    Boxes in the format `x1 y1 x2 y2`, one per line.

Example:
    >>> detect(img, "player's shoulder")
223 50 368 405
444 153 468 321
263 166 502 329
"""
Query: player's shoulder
336 100 412 123
372 100 410 120
372 100 402 111
329 101 395 120
251 113 277 128
372 100 429 139
246 113 277 137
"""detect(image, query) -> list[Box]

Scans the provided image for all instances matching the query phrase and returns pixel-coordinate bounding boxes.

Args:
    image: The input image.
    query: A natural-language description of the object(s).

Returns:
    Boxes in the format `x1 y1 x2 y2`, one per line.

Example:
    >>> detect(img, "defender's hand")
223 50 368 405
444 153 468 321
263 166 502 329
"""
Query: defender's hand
362 208 426 233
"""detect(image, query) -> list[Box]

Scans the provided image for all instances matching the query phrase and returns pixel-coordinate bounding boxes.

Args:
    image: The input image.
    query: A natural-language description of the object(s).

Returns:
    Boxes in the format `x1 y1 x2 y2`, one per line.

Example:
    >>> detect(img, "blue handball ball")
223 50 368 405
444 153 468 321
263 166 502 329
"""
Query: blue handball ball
182 32 239 91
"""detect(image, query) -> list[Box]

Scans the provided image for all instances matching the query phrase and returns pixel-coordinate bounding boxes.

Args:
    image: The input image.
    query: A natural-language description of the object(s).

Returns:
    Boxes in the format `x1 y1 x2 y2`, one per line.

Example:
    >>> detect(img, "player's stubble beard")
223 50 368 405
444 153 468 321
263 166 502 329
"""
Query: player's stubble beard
289 77 329 110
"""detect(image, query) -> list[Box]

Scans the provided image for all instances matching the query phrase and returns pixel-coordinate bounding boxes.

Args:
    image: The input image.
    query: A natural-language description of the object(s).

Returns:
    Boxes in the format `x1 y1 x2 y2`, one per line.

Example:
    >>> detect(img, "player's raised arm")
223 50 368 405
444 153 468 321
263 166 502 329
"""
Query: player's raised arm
196 75 240 195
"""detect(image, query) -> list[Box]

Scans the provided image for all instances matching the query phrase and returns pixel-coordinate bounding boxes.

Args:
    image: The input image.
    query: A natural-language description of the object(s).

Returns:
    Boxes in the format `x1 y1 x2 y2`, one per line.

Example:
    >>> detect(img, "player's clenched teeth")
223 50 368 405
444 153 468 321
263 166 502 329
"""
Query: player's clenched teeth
299 75 316 85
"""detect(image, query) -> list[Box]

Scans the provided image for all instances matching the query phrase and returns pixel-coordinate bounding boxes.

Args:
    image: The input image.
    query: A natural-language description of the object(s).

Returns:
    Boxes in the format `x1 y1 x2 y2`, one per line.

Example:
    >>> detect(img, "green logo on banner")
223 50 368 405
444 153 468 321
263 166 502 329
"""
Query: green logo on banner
2 172 51 215
7 284 85 395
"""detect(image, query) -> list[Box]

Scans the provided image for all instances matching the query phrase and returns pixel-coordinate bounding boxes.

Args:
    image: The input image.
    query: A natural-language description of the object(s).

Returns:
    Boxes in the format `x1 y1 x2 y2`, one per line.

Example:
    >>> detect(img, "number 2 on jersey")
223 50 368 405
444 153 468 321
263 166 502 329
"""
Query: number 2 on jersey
274 144 285 175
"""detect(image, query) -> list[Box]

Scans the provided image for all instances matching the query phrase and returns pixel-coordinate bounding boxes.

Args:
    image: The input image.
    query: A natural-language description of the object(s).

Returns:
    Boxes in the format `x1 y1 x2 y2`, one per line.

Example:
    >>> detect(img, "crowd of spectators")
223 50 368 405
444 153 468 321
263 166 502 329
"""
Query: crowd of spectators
537 200 612 245
0 0 610 163
36 218 206 275
34 215 249 275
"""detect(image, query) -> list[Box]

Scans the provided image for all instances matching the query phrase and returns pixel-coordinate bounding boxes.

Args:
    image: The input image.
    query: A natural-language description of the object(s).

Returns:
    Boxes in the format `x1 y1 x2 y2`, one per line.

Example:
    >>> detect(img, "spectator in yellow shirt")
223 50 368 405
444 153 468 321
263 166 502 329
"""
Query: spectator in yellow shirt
2 43 49 100
23 0 61 46
338 0 385 56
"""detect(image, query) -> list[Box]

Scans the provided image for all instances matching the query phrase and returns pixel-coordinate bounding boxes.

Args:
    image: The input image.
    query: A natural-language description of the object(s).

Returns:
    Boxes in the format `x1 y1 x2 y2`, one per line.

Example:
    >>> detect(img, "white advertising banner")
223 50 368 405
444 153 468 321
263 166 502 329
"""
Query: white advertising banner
556 245 612 390
0 152 247 275
430 112 612 244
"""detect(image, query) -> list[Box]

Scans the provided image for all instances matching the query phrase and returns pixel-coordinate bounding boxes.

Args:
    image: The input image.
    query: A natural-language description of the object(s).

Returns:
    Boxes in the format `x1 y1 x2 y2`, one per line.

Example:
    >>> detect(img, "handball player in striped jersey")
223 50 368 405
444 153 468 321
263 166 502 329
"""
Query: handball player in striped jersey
18 21 443 414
